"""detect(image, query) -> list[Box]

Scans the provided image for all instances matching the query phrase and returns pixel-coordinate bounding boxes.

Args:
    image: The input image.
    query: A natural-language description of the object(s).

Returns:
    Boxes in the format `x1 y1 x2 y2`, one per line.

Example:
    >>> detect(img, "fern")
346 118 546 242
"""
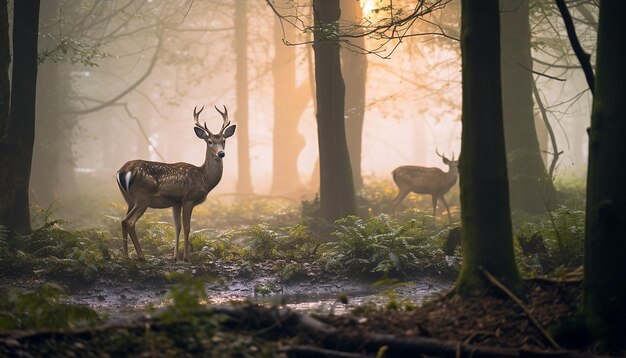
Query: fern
320 215 444 276
0 283 100 331
514 206 585 275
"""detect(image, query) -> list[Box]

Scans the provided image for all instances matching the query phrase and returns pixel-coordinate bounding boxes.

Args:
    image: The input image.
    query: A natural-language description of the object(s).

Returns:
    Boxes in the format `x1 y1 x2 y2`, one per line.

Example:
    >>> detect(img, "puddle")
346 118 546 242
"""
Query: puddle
69 276 452 317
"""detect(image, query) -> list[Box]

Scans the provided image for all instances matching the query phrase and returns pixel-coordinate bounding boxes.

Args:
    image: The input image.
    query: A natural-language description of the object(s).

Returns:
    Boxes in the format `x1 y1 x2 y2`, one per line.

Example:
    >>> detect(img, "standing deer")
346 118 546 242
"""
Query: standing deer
391 151 459 220
116 105 236 261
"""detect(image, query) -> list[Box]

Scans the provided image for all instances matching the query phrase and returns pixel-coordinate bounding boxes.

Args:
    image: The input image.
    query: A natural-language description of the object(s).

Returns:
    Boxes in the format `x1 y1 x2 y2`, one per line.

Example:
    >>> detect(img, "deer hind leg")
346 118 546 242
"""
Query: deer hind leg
121 203 148 261
391 188 410 212
181 202 195 262
172 205 182 261
439 195 452 223
121 207 131 258
431 194 438 217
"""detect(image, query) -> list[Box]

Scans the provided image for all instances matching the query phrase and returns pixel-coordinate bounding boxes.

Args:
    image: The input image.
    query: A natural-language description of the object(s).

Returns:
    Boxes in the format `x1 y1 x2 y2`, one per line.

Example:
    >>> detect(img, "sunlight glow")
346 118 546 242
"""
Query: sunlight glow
361 0 379 18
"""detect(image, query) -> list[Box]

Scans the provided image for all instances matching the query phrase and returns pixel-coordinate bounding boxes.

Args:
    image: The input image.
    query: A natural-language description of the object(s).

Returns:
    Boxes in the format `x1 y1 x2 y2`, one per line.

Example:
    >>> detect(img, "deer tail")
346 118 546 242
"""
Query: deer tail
391 167 403 184
116 170 132 192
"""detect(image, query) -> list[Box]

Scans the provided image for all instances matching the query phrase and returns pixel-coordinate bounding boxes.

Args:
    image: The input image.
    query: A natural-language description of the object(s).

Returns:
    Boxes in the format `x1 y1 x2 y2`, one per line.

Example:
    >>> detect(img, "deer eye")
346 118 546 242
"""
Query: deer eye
208 140 213 145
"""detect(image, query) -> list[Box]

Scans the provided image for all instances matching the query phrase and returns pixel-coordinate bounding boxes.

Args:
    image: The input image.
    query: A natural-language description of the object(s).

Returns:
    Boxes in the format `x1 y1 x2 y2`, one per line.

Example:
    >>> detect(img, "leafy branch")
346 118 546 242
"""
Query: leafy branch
38 33 110 67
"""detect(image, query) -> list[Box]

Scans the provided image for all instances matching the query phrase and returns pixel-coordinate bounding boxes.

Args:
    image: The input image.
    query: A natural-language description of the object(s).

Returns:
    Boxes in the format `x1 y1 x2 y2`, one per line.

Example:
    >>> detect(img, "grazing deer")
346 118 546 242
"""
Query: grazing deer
116 105 236 261
391 151 459 220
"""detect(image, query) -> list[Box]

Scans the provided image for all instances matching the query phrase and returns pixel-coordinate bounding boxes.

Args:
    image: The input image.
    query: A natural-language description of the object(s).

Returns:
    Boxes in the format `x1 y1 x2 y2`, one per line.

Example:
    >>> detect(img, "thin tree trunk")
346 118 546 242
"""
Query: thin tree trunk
270 1 310 195
31 61 61 206
0 0 41 235
583 0 626 348
501 0 555 215
313 0 356 224
0 0 9 137
31 0 77 207
235 0 253 194
340 0 367 193
455 0 521 295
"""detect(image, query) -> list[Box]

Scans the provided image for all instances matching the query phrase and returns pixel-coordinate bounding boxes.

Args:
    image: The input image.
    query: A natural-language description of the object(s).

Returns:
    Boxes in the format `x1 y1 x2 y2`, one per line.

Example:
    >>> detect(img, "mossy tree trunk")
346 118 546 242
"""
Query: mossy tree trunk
0 0 41 235
312 0 357 224
455 0 521 295
583 0 626 348
500 0 555 215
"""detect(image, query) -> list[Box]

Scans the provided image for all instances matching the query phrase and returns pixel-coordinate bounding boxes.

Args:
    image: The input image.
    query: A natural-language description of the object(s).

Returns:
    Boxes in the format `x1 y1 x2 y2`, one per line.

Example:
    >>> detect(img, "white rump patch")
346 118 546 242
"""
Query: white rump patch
124 172 132 191
116 170 133 192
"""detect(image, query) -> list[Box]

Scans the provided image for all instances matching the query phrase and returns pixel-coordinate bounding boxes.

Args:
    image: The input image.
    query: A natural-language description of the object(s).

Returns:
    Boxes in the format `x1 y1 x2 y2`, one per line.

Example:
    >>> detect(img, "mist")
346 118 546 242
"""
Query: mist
22 0 593 222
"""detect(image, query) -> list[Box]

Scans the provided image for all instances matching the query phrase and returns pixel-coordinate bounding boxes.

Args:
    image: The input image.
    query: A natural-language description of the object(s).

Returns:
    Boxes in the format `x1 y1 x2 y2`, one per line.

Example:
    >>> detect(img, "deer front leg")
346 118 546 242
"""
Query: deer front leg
182 202 194 262
172 205 182 261
431 194 438 217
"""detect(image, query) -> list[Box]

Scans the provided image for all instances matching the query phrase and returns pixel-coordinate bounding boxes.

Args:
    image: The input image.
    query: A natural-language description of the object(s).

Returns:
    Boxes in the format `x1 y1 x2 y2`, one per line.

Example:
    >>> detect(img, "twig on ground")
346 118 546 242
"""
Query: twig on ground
279 345 373 358
480 268 561 350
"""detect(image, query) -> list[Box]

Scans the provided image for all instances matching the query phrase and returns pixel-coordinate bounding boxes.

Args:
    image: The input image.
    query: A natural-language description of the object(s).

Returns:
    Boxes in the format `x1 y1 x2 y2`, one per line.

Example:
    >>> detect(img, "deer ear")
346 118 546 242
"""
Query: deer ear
442 157 450 165
223 125 236 138
194 127 208 139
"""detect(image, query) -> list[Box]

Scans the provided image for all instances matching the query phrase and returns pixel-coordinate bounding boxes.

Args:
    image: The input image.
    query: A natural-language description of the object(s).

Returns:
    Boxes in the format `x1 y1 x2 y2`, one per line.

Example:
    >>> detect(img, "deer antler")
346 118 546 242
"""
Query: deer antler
435 148 448 161
214 105 230 134
194 106 211 134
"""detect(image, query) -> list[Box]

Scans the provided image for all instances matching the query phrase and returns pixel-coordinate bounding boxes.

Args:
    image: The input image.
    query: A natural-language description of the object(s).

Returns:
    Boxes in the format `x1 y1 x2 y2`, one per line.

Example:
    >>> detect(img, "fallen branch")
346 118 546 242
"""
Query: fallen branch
279 345 373 358
282 308 606 358
480 268 561 350
0 304 614 358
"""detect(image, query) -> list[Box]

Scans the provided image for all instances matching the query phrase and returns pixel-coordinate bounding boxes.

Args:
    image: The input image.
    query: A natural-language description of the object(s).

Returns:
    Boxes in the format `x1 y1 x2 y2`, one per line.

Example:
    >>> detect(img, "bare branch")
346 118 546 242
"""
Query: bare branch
67 33 163 115
518 62 566 82
121 103 166 162
532 79 562 179
554 0 595 94
266 0 454 58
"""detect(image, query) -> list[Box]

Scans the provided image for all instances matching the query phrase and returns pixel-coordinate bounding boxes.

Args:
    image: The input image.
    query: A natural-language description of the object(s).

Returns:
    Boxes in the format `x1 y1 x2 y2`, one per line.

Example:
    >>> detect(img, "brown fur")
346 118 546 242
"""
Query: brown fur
116 106 235 261
391 156 459 219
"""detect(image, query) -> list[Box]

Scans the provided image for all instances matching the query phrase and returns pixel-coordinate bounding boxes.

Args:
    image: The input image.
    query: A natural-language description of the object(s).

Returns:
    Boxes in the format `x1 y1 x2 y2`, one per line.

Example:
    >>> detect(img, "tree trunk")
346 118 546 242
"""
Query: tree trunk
313 0 357 224
0 0 41 235
235 0 253 194
31 61 61 207
455 0 521 295
270 2 310 195
583 0 626 348
31 0 77 208
340 0 367 193
500 0 555 215
570 114 587 169
0 0 9 137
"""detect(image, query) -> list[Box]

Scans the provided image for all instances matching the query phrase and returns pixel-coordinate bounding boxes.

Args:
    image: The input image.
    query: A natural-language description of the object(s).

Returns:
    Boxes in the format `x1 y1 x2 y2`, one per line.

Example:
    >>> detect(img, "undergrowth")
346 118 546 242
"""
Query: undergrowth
319 215 455 277
0 179 588 291
514 206 585 276
0 283 100 331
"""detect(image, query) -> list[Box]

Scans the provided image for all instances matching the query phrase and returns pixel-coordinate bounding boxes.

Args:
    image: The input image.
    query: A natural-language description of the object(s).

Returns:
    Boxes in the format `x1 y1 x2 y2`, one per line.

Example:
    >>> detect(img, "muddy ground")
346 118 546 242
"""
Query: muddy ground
3 255 619 356
68 274 451 316
2 274 620 357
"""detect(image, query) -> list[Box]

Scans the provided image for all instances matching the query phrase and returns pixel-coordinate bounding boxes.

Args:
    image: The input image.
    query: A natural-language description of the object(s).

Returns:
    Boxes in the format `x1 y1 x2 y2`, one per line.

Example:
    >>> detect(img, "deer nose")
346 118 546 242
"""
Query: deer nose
217 151 225 158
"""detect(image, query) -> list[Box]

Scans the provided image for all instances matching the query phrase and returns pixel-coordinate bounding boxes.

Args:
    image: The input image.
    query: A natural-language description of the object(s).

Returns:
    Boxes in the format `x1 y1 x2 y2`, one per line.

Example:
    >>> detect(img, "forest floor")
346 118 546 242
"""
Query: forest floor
1 268 620 357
